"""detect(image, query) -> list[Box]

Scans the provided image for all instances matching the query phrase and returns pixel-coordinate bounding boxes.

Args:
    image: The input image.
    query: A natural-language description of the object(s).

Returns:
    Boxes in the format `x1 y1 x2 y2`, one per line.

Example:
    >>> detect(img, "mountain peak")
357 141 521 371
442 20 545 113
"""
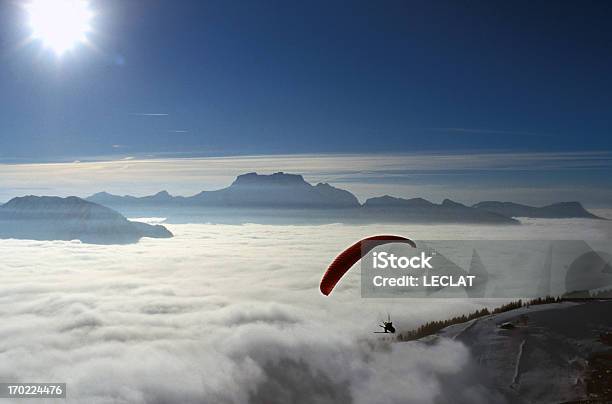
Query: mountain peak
232 172 307 187
441 199 465 208
90 191 114 198
214 172 359 208
5 195 95 209
149 190 172 200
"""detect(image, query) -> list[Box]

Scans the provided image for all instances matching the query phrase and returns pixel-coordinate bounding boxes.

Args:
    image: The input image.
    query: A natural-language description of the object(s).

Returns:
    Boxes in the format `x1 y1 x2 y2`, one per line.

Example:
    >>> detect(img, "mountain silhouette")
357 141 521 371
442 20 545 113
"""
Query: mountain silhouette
81 172 604 224
472 201 603 219
361 196 518 224
0 196 173 244
188 172 360 208
89 172 360 209
84 172 529 224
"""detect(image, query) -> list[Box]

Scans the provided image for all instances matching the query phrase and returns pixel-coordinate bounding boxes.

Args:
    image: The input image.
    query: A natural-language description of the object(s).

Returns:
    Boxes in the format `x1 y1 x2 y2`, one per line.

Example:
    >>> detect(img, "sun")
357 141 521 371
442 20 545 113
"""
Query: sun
26 0 94 55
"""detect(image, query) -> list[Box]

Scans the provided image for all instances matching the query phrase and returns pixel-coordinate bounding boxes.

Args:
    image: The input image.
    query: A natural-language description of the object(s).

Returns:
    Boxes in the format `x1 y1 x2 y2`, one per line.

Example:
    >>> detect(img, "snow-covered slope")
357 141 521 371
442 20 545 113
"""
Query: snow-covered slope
431 300 612 403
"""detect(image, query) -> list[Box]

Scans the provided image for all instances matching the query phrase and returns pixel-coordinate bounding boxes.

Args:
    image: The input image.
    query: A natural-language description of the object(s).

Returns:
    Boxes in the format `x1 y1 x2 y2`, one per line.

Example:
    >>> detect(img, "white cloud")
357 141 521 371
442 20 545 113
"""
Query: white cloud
4 222 582 403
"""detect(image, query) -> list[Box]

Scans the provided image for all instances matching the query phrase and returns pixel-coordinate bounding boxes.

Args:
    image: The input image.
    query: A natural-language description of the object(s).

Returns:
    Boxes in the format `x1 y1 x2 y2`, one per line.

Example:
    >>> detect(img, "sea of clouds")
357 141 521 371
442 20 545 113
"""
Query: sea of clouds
0 219 610 403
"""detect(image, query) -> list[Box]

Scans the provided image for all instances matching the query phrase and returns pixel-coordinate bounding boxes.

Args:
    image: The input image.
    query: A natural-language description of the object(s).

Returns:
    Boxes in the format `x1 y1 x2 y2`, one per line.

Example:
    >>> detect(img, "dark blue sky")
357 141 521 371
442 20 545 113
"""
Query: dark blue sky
1 0 611 161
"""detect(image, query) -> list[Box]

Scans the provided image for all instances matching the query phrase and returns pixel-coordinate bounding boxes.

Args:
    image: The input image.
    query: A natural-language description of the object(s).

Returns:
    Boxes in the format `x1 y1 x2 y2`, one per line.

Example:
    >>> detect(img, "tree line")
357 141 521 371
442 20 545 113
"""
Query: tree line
396 296 562 342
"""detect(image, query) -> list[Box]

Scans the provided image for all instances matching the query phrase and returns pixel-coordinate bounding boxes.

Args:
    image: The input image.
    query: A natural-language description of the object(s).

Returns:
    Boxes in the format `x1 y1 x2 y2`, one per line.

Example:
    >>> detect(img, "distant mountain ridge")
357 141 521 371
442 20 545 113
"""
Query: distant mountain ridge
363 195 434 208
89 172 360 209
361 195 518 224
0 196 173 244
472 201 604 219
84 172 601 223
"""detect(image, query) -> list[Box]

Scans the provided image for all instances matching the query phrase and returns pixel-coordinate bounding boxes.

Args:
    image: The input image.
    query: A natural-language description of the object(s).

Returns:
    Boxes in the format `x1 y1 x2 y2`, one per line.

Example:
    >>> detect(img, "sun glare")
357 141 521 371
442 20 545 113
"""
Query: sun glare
26 0 93 55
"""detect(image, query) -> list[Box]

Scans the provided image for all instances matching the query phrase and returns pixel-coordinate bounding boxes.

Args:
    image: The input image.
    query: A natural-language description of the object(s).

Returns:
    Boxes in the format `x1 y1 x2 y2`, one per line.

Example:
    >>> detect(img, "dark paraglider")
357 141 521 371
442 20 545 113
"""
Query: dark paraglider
378 314 396 334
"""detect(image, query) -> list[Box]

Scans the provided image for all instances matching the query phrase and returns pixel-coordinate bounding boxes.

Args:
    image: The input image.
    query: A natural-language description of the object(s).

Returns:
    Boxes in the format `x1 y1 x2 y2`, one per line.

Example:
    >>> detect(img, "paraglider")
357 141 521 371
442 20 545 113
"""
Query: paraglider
319 235 416 296
374 314 396 334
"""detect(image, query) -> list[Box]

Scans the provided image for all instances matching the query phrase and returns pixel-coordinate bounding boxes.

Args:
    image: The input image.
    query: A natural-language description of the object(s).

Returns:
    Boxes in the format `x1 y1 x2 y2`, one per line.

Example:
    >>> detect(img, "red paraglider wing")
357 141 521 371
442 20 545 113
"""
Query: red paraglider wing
320 235 416 296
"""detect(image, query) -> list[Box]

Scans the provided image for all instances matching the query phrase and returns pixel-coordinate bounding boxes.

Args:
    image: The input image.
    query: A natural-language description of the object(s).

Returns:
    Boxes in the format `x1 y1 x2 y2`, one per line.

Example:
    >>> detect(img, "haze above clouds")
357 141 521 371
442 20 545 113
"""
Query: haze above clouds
1 219 609 403
1 152 611 207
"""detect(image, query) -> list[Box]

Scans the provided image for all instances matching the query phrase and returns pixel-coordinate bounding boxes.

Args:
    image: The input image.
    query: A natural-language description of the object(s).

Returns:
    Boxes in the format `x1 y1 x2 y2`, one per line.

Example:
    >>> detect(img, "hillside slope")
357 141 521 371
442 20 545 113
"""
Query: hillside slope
432 300 612 403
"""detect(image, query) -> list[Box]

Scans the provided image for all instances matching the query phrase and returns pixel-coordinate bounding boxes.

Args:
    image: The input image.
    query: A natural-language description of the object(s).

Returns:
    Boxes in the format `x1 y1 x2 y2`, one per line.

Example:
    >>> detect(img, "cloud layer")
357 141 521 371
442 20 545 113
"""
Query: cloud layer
1 220 607 403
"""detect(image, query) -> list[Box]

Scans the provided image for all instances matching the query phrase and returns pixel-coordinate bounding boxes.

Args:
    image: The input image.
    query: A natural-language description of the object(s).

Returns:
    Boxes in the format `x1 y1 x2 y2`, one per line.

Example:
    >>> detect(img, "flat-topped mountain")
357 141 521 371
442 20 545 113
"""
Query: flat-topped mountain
88 172 360 209
472 201 604 219
0 196 173 244
190 172 360 208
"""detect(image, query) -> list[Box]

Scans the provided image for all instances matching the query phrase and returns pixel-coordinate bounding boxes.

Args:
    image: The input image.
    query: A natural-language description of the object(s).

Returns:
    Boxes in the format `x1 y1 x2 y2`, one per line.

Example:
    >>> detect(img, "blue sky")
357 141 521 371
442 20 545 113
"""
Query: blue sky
0 0 611 161
0 1 611 206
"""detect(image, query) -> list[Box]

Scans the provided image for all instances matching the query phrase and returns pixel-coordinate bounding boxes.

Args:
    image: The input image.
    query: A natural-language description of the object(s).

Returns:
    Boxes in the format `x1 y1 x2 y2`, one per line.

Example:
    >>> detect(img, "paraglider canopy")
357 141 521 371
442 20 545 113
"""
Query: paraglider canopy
319 235 416 296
